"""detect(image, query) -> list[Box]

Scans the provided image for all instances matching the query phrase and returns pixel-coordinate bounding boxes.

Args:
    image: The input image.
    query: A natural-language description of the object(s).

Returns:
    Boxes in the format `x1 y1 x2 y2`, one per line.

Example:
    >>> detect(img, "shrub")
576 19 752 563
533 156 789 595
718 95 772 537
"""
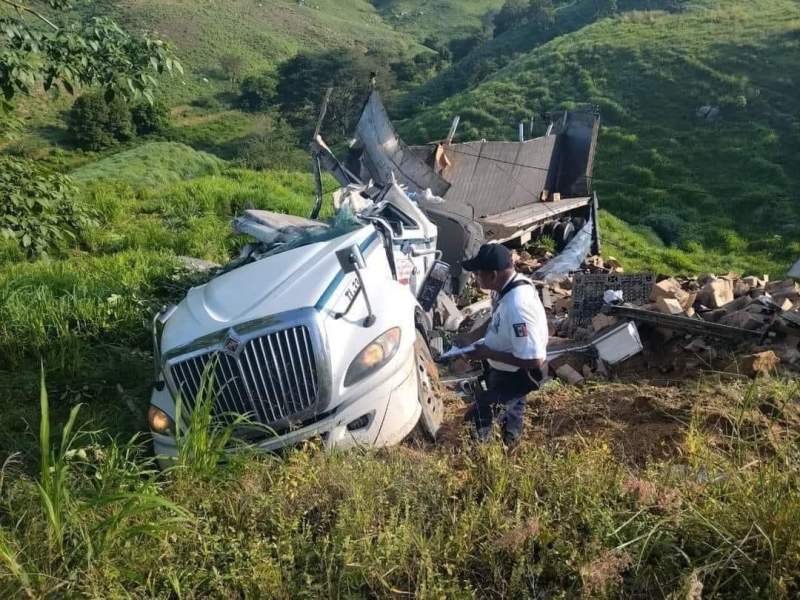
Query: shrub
190 96 222 110
66 92 134 150
493 0 529 37
238 71 278 112
219 53 245 82
130 99 170 135
642 211 685 246
0 156 93 257
234 115 308 170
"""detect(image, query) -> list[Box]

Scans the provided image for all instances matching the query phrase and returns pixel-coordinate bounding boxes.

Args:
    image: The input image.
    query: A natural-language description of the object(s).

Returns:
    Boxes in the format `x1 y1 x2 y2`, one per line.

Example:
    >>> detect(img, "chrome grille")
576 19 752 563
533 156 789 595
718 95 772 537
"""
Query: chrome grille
168 325 320 425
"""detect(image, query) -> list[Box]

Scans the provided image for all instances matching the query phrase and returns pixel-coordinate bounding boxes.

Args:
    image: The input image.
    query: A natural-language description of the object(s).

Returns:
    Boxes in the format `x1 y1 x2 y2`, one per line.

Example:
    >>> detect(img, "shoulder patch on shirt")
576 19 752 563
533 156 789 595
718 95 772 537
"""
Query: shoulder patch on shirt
513 322 528 337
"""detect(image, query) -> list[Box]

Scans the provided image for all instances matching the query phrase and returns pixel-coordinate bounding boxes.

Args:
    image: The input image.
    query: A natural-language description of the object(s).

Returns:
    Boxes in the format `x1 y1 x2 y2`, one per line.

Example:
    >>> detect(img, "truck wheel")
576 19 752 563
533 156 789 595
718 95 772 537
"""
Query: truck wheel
571 216 586 231
414 330 443 440
554 220 575 251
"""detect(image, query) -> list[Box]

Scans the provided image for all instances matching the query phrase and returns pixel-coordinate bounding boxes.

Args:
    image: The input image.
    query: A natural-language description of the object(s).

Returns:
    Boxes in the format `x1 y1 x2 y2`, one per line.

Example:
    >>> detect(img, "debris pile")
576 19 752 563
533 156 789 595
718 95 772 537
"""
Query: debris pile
537 266 800 380
438 249 800 387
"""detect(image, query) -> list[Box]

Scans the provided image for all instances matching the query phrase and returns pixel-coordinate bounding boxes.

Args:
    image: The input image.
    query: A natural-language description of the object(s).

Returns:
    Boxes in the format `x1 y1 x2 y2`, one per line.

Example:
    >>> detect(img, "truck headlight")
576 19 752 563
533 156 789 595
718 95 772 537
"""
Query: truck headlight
148 406 173 434
344 327 401 386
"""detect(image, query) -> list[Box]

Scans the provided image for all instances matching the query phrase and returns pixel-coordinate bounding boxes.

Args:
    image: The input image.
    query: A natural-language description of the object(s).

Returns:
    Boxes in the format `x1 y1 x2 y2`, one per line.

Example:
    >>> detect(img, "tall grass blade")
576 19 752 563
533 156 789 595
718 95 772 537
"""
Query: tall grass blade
0 530 31 592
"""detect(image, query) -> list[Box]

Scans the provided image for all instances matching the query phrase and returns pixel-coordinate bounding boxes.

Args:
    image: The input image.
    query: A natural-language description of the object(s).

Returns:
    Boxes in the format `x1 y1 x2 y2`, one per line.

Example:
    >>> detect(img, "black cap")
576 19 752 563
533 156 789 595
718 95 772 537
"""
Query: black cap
462 243 513 272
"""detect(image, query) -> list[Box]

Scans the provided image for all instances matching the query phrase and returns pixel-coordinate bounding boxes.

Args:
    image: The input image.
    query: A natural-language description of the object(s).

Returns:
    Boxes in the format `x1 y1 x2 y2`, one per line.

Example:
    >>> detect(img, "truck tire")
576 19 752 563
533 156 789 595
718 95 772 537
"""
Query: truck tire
554 220 575 251
414 330 443 440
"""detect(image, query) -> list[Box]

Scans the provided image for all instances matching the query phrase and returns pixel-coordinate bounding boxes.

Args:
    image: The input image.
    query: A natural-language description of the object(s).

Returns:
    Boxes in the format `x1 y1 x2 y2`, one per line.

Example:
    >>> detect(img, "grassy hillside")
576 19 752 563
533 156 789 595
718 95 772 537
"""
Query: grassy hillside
71 142 224 189
2 4 800 595
372 0 503 42
395 0 606 114
97 0 424 102
402 0 800 276
0 158 326 458
2 372 799 596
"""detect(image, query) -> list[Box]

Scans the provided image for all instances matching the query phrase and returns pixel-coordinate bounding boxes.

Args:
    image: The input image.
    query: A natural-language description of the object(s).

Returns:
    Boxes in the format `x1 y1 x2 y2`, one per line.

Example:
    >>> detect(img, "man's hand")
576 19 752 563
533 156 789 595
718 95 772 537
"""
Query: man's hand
464 343 493 361
453 319 491 348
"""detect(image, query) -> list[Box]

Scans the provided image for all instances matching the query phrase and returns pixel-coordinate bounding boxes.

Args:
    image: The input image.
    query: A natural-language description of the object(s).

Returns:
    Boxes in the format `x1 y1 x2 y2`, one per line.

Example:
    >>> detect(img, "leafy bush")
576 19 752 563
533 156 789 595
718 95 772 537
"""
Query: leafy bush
219 53 245 82
238 71 278 112
190 96 222 110
66 92 134 150
233 115 308 170
493 0 530 37
0 156 93 257
130 99 170 135
642 211 685 246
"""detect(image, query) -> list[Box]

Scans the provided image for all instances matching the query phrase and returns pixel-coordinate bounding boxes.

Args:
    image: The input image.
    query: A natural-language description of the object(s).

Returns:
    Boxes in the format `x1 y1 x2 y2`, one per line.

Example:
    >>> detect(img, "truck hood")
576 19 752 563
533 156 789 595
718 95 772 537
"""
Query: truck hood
161 226 375 353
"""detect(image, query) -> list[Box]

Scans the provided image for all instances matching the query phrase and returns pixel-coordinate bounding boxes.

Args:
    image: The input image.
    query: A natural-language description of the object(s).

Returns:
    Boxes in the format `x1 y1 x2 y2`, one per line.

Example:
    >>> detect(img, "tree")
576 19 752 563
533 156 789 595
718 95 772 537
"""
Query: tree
493 0 529 37
0 0 181 138
593 0 619 17
0 0 177 257
234 113 307 171
238 71 278 112
219 53 244 82
66 92 133 150
528 0 555 31
448 28 492 61
275 48 395 138
131 98 170 134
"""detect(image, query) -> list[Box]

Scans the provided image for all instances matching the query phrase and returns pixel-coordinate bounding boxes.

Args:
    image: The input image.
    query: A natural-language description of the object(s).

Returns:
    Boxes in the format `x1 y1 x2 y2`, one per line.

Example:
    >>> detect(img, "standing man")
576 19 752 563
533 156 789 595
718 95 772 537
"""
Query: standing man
458 243 549 445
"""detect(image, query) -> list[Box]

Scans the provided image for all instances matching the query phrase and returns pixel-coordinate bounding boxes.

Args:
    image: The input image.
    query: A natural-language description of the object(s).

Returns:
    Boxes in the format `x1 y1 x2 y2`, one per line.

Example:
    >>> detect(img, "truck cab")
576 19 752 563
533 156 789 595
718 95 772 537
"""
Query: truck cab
148 184 444 463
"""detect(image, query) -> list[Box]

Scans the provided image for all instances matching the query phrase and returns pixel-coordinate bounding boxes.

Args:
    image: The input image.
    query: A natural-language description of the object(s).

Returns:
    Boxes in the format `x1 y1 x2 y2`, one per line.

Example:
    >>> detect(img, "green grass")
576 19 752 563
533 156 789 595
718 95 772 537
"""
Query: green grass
1 375 798 596
71 142 225 189
372 0 504 42
0 165 324 460
599 210 791 277
90 0 425 104
402 0 800 275
1 3 800 595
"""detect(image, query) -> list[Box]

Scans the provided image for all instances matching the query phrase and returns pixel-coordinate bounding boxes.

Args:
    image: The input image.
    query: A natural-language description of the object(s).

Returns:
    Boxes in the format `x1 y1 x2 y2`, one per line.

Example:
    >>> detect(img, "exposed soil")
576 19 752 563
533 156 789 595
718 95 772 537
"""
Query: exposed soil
431 373 800 468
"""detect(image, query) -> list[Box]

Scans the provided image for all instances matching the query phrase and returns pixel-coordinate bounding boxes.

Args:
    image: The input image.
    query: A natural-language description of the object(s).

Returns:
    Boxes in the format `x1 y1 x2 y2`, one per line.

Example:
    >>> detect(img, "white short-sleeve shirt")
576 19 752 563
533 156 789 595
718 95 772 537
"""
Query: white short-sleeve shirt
483 274 549 372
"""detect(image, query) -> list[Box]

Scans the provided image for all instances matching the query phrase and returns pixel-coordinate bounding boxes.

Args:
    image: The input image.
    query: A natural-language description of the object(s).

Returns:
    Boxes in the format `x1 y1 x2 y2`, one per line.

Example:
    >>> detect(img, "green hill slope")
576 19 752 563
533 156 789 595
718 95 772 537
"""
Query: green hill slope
71 142 225 189
402 0 800 274
95 0 423 101
371 0 503 42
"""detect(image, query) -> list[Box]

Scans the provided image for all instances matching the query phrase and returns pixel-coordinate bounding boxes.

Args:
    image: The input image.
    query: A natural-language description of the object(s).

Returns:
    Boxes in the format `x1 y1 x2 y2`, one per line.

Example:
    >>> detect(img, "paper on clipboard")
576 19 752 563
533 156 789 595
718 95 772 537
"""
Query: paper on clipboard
438 338 485 361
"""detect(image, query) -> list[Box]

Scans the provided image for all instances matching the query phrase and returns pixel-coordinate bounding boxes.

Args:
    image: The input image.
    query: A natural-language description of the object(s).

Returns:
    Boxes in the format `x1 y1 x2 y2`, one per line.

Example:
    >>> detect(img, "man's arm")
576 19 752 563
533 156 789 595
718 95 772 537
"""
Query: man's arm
465 345 545 372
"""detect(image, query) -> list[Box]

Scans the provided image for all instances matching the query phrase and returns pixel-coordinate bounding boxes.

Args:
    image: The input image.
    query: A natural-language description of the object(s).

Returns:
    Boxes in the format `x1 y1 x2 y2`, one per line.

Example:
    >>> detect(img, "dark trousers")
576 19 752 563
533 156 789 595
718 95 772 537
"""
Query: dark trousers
473 368 540 442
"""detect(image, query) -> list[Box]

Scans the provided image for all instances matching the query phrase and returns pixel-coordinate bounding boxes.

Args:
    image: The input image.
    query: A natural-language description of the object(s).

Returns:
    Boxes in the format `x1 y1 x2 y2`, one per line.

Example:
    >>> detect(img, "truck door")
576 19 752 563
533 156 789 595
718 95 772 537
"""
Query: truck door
377 185 439 295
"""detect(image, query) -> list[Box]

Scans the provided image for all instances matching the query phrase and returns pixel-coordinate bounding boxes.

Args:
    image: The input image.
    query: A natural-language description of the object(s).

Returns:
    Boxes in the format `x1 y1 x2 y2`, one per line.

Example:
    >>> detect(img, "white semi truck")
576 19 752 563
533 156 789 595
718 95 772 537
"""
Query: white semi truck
147 93 602 459
148 184 447 459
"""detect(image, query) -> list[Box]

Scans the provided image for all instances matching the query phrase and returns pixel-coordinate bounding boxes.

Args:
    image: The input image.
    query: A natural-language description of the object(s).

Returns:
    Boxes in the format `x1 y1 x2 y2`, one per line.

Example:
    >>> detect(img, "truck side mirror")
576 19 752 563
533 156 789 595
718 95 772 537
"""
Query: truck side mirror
336 244 366 272
335 245 375 327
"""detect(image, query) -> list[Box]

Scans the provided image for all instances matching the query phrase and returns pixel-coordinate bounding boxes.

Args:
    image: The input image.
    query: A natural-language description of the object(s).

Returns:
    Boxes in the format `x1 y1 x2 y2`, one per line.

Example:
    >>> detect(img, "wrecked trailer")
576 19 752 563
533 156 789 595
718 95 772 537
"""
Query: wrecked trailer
314 92 602 292
146 91 603 462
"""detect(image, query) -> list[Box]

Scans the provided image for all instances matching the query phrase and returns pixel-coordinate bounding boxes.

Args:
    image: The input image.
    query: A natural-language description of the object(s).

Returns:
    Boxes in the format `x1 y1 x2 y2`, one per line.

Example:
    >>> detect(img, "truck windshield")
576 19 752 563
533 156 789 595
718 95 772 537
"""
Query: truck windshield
259 207 364 258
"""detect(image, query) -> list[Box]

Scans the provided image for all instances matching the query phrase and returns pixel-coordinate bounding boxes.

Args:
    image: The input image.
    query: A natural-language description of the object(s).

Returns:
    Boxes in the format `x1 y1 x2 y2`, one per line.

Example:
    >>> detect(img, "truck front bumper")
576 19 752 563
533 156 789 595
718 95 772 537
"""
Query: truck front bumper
150 350 420 468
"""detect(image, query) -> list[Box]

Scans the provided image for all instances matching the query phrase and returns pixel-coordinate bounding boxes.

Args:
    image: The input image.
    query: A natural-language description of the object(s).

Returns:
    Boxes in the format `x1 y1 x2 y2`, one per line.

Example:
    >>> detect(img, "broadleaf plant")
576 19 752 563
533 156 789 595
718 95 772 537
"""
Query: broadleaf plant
0 0 181 138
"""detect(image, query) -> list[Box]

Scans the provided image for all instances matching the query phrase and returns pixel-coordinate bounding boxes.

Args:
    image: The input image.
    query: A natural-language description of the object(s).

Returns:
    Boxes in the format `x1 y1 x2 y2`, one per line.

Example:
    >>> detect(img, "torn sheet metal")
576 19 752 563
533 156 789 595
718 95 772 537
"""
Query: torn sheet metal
431 138 558 216
787 258 800 280
531 220 595 283
351 92 450 197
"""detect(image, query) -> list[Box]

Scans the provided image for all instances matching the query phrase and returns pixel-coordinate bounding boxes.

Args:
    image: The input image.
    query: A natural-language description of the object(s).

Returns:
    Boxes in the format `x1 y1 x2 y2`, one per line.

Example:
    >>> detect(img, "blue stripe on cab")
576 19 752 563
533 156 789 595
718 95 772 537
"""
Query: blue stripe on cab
314 231 379 310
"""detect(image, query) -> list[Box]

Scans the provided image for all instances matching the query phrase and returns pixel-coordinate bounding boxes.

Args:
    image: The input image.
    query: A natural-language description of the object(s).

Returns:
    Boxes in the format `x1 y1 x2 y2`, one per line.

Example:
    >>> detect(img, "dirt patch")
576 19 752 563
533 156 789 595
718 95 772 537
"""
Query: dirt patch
434 376 800 467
